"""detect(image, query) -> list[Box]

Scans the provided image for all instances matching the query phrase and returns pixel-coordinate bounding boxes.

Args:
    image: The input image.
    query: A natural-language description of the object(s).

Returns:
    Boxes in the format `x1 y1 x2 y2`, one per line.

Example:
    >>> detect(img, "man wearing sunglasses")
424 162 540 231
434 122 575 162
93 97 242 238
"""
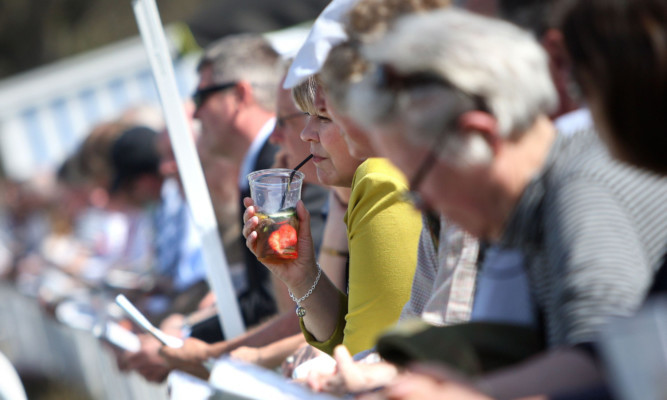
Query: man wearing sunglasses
191 33 282 329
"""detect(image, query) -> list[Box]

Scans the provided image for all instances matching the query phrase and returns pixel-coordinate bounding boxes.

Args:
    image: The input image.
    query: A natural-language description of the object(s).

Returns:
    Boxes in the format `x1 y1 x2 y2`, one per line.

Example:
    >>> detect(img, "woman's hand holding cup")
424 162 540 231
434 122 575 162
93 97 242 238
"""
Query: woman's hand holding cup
243 197 319 295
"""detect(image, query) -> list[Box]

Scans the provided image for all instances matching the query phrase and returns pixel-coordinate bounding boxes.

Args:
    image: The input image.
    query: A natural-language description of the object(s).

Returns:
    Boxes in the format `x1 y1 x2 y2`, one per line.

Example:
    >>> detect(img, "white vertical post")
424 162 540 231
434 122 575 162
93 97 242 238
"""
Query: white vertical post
132 0 245 338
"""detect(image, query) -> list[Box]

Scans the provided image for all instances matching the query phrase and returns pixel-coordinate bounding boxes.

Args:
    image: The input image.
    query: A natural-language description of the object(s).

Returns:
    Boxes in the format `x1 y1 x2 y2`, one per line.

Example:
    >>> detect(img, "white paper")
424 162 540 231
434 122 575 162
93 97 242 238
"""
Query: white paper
168 371 215 400
102 321 142 353
209 357 338 400
115 294 183 348
291 354 336 380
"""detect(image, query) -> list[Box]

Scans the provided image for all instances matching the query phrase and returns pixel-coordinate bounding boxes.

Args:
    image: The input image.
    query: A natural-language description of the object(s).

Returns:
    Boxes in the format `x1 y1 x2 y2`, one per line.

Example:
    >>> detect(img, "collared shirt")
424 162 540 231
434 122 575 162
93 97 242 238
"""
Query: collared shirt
399 215 479 326
470 247 534 326
434 218 479 324
238 117 276 192
153 178 206 292
469 108 595 328
554 107 592 137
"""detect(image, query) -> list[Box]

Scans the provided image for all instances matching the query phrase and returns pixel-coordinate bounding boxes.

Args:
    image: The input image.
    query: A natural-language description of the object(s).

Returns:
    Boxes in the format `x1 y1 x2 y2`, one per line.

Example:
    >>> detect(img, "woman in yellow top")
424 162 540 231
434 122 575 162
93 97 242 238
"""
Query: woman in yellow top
243 75 421 356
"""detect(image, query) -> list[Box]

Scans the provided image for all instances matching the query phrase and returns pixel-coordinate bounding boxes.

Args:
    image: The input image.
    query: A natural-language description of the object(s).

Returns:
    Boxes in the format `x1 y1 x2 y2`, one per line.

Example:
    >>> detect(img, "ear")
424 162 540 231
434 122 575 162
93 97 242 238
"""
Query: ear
233 80 255 107
457 110 500 155
89 187 109 208
541 28 578 115
159 160 178 177
541 29 568 71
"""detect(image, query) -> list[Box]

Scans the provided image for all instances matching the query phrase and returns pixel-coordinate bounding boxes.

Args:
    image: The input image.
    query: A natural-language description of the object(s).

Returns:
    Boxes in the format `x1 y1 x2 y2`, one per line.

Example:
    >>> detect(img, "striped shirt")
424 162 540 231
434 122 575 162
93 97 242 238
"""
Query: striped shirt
500 129 667 346
399 214 479 326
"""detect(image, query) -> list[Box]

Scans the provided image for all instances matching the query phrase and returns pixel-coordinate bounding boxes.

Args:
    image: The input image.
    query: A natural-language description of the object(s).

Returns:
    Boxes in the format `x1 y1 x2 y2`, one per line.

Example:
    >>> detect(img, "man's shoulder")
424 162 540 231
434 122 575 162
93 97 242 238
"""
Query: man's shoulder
504 129 665 249
252 139 279 171
351 158 409 193
548 130 666 201
541 130 667 270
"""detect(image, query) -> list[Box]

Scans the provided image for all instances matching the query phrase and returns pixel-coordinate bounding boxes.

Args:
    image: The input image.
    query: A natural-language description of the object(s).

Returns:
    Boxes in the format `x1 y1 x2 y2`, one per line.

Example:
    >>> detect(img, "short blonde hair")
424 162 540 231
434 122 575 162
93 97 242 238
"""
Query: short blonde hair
291 75 320 115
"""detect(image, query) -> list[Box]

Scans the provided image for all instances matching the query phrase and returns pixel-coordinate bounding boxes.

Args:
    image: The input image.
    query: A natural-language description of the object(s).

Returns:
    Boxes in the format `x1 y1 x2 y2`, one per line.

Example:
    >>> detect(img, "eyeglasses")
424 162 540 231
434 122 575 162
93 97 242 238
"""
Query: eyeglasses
373 64 459 95
276 112 306 128
401 137 444 215
373 64 489 112
192 82 238 110
372 63 489 215
401 101 453 215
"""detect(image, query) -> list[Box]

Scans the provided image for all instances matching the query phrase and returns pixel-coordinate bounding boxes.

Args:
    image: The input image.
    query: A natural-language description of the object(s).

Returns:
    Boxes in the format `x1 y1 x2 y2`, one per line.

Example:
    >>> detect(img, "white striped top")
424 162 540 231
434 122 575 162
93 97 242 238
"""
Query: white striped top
500 129 667 346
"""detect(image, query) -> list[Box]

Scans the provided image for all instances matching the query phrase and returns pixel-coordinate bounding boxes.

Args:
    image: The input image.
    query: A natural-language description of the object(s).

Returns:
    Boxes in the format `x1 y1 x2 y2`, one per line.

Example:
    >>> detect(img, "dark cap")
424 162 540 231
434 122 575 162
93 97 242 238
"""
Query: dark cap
110 126 160 193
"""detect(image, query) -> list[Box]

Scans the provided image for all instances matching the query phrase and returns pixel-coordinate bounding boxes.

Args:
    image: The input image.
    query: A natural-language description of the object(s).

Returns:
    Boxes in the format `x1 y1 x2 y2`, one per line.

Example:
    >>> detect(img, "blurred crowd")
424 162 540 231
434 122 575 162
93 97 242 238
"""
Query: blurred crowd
1 0 666 399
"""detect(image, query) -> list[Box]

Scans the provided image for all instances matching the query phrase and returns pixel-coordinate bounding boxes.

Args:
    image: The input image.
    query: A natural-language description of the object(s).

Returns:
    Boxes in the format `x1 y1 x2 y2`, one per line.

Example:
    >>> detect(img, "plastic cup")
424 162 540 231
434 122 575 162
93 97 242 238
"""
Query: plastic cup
248 169 304 263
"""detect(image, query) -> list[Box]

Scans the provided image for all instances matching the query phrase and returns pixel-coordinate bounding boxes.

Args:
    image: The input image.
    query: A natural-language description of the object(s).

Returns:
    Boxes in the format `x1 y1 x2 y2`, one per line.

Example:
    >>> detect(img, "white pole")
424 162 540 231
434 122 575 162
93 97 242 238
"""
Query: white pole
132 0 245 338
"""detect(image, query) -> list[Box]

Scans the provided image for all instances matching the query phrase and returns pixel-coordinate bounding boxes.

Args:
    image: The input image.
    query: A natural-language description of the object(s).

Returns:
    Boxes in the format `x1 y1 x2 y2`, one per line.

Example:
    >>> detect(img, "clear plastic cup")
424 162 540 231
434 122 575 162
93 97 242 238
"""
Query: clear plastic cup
247 169 304 263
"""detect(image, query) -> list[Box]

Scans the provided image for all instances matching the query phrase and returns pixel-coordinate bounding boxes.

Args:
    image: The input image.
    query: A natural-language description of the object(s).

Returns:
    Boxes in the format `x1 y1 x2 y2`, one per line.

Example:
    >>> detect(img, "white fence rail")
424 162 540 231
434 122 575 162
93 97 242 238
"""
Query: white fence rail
0 284 168 400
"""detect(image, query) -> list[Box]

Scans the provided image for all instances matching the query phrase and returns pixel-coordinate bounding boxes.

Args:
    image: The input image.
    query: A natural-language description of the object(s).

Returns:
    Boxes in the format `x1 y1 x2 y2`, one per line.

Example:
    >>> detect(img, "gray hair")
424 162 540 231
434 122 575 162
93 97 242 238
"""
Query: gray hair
348 8 557 163
199 33 281 111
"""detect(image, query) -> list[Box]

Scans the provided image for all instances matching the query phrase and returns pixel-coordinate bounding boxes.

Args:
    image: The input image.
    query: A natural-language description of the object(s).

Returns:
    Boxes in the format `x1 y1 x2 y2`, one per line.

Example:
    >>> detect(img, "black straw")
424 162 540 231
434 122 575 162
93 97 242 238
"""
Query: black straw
280 154 313 209
290 154 313 180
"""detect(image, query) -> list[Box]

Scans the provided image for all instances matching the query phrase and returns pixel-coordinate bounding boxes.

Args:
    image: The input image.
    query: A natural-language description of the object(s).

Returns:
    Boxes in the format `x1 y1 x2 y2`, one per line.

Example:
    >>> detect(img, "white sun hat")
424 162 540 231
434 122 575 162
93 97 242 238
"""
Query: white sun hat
282 0 359 89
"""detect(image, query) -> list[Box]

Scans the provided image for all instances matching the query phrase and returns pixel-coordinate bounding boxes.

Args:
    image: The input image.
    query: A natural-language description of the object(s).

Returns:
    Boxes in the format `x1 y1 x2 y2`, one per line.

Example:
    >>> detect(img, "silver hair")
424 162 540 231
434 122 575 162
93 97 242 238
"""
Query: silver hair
199 34 281 111
348 8 557 164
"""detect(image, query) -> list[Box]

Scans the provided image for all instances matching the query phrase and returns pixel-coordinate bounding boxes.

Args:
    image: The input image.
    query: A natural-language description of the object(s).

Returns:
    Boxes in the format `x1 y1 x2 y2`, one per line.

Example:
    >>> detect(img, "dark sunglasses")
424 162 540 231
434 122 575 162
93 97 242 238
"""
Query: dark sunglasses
276 112 307 128
192 82 238 110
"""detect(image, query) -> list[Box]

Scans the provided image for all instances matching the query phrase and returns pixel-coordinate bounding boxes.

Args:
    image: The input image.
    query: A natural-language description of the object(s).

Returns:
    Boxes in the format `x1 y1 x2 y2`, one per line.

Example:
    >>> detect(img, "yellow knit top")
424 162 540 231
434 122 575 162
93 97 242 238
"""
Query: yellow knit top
301 158 421 355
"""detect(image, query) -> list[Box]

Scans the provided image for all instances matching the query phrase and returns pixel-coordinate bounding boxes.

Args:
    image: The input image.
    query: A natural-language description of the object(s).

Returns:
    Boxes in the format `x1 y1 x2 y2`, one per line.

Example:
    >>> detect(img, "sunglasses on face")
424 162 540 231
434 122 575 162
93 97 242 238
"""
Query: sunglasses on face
192 82 238 111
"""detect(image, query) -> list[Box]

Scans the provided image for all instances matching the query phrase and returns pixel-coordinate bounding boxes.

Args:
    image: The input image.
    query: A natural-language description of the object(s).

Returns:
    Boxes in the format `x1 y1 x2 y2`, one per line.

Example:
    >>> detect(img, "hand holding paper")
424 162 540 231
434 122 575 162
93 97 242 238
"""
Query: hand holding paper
159 337 214 380
115 294 184 348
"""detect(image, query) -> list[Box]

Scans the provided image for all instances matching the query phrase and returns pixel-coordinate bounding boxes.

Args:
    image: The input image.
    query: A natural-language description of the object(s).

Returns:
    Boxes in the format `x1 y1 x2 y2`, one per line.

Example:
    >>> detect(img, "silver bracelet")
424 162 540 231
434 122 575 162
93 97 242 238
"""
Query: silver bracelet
289 263 322 318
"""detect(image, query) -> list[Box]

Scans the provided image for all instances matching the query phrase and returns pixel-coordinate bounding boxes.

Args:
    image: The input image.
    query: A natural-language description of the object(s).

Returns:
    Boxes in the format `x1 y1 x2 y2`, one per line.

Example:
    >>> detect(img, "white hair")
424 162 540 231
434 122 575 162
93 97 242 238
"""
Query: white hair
348 8 557 163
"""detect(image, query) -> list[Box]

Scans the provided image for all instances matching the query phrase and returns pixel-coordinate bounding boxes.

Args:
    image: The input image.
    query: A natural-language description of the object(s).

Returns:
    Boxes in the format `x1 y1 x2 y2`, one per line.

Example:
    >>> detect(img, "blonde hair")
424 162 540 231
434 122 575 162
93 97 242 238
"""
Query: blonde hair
291 75 320 116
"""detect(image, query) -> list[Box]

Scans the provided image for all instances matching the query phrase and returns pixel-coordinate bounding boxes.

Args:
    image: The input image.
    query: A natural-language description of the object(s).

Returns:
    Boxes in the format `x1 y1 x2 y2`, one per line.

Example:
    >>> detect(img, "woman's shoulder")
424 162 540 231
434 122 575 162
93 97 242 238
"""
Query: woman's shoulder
352 158 409 190
346 158 416 226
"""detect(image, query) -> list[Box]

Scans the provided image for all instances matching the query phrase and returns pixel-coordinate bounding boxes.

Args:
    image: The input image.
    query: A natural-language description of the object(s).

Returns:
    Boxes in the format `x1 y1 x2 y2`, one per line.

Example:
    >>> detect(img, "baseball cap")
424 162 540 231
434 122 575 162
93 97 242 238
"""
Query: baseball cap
109 126 160 193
